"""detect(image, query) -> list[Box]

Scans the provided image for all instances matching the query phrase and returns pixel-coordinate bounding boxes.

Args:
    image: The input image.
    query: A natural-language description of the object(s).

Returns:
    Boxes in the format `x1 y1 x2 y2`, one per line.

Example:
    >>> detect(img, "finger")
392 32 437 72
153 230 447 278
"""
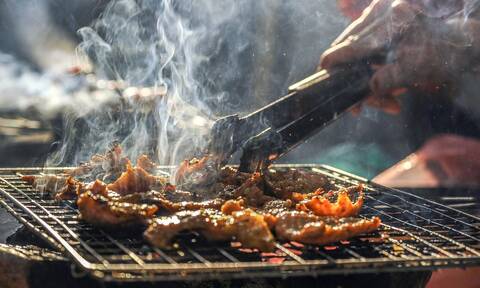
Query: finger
337 0 372 21
349 102 362 116
369 62 405 98
332 0 392 46
391 87 407 97
365 94 401 114
320 0 419 69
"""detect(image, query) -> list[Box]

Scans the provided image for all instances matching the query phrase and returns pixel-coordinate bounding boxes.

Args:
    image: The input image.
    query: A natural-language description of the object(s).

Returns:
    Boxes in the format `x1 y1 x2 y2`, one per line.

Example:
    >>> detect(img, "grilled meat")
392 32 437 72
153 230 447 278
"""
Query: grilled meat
68 144 157 181
232 173 274 207
258 199 294 217
275 211 381 245
264 168 334 199
77 191 158 228
144 208 275 251
55 177 84 200
107 163 167 195
113 190 224 213
23 152 380 251
158 198 225 213
136 154 156 173
221 199 245 215
22 174 78 200
174 156 218 186
68 144 129 180
296 185 364 217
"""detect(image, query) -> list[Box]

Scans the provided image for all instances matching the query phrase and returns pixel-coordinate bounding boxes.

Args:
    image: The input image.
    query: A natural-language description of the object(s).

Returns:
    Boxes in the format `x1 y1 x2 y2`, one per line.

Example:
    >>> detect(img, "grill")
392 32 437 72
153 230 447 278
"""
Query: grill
0 165 479 282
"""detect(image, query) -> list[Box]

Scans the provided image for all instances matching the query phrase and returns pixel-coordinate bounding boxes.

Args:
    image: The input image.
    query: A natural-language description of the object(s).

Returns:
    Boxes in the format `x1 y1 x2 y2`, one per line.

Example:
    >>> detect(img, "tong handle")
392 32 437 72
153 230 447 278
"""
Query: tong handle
239 62 373 172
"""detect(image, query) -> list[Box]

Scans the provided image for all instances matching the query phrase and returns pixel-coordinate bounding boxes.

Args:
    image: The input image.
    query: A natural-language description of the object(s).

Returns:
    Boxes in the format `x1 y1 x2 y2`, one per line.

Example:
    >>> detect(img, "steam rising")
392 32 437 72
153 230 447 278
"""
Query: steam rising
49 0 262 168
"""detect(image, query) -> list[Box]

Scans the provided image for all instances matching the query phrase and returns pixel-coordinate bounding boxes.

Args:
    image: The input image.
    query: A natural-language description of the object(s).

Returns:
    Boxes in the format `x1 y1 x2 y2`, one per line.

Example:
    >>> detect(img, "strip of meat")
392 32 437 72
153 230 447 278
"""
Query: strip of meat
258 199 294 217
218 167 250 186
115 190 224 213
22 174 79 200
174 156 213 185
136 154 156 173
107 163 167 195
275 211 381 245
221 199 245 215
77 191 158 228
144 209 275 251
296 186 364 217
55 177 84 200
232 173 273 207
264 169 334 199
68 144 129 180
159 198 225 213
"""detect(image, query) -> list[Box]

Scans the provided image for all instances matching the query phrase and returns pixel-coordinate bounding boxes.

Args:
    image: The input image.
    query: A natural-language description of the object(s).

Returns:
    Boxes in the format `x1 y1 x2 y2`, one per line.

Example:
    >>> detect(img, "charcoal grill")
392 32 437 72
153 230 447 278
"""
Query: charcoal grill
0 164 479 282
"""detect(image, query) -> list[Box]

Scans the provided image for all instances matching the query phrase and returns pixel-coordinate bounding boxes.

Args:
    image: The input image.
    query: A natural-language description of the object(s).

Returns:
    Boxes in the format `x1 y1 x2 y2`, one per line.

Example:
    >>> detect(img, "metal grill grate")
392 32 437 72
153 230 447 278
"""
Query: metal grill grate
0 165 479 282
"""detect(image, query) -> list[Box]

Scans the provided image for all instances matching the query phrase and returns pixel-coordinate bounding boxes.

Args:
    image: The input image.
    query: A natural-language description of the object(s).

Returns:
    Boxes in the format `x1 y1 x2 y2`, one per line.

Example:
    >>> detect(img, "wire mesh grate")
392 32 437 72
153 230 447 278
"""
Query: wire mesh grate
0 165 479 282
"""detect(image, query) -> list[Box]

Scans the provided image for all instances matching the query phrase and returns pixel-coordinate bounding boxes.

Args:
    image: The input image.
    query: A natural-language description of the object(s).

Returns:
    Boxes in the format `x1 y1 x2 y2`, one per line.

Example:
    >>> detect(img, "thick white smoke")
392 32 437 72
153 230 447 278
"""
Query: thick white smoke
1 0 348 169
67 0 347 169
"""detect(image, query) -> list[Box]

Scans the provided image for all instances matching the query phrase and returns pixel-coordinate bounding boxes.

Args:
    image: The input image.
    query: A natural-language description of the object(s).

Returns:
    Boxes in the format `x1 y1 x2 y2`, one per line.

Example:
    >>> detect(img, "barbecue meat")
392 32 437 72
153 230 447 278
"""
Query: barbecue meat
264 169 333 199
55 177 84 200
107 163 167 195
258 199 294 216
158 198 225 213
296 186 364 217
232 173 273 207
77 191 158 227
136 154 156 173
22 174 80 200
24 156 380 250
115 190 224 213
218 166 250 186
174 156 216 185
275 211 381 245
68 143 129 180
221 199 245 215
144 209 275 251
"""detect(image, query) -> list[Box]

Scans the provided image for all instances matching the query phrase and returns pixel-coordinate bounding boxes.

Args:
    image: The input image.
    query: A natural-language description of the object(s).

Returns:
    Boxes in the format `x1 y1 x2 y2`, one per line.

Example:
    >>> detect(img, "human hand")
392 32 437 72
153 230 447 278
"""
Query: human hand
320 0 480 114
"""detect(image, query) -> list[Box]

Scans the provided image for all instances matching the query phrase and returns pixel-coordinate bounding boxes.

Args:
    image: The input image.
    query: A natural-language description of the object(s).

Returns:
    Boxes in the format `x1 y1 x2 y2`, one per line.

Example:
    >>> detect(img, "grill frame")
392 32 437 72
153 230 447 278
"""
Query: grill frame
0 164 479 282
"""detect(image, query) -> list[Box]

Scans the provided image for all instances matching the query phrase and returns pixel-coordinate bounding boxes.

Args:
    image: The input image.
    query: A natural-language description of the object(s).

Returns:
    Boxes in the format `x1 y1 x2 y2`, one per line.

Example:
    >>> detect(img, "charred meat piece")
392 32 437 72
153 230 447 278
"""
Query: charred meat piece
68 143 129 180
84 180 109 197
144 209 275 251
232 173 273 207
218 166 250 186
22 174 82 200
296 185 364 217
275 211 381 245
263 169 334 199
136 154 156 173
258 199 294 217
77 191 158 228
221 199 245 215
113 190 224 213
107 163 167 195
174 156 215 185
158 198 225 213
55 177 84 200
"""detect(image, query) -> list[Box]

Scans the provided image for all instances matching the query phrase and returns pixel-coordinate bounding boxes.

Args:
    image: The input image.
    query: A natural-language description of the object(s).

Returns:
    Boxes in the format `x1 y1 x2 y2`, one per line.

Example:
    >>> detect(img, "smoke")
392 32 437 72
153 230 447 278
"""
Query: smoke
58 0 347 169
0 0 348 170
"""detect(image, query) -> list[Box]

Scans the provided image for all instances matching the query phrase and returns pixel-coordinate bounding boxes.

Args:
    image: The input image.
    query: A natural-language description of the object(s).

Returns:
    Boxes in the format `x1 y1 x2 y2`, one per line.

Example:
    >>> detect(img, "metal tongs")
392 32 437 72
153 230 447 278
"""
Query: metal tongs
207 61 374 173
